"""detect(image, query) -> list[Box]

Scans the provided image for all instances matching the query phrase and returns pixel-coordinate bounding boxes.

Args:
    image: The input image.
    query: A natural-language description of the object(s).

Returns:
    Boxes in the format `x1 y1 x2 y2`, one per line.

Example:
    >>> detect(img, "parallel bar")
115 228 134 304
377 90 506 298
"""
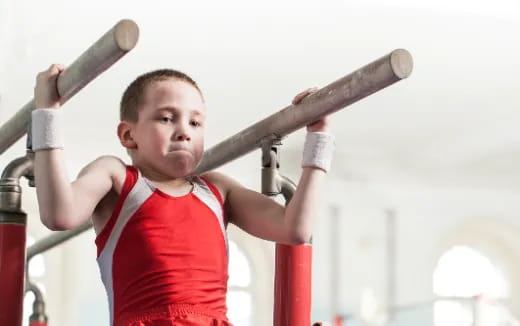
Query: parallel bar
0 19 139 155
193 49 413 174
26 220 92 260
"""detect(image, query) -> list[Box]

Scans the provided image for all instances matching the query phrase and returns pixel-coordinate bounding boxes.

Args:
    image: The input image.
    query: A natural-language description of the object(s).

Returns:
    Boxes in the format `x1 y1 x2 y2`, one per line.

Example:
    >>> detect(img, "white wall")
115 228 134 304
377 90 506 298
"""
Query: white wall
308 176 520 323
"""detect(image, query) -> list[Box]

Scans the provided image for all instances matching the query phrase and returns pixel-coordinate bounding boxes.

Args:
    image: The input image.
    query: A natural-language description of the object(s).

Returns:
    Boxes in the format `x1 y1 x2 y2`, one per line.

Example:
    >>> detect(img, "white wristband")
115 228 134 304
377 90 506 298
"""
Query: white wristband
31 109 64 151
302 132 335 172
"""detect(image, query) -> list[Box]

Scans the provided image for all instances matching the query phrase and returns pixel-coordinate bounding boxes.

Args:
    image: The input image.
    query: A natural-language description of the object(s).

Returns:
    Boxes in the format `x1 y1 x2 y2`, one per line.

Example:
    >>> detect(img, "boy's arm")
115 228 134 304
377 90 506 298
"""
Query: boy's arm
207 88 331 244
206 167 325 245
32 64 118 230
35 154 120 230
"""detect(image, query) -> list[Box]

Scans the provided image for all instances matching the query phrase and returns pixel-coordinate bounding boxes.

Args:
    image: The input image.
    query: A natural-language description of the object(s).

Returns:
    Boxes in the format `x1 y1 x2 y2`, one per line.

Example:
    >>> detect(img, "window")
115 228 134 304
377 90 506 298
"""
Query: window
227 240 254 326
433 245 518 326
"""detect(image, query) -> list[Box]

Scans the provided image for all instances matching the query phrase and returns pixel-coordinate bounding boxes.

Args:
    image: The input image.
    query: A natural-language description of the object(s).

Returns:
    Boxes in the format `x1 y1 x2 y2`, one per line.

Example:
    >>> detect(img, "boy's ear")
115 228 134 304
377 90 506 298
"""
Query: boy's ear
117 121 137 149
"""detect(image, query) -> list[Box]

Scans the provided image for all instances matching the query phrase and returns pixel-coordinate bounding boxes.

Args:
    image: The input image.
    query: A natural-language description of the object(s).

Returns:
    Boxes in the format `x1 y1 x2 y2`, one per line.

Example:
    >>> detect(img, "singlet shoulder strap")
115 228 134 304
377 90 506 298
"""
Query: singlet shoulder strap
95 165 138 254
191 175 229 251
197 176 224 207
96 165 154 257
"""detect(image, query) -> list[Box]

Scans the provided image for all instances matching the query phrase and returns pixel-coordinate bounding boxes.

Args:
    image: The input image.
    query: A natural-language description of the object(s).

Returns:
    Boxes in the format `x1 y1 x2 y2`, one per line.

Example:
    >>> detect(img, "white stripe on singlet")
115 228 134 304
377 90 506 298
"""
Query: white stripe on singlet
191 176 229 252
97 169 154 326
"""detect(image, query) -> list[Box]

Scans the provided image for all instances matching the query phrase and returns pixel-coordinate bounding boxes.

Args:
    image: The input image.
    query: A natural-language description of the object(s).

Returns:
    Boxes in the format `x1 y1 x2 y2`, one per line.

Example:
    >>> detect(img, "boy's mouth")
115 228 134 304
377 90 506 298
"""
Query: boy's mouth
168 147 190 153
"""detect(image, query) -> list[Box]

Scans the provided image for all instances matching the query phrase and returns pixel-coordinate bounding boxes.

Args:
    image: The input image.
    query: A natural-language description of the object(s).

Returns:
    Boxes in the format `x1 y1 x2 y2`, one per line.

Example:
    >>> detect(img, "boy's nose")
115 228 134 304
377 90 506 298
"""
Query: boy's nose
174 125 191 141
176 133 191 141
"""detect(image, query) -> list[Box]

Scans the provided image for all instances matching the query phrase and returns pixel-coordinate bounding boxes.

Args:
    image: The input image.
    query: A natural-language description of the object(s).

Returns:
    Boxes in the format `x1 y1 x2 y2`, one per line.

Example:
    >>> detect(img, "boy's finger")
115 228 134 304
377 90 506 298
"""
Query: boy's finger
55 64 66 72
292 93 306 104
48 63 64 74
292 87 319 104
299 87 318 98
293 90 312 103
297 88 314 98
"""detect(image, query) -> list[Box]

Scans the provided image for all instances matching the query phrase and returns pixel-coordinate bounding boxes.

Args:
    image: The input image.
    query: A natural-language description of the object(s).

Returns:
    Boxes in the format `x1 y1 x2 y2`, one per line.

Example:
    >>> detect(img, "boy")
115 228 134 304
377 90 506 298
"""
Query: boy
32 64 335 325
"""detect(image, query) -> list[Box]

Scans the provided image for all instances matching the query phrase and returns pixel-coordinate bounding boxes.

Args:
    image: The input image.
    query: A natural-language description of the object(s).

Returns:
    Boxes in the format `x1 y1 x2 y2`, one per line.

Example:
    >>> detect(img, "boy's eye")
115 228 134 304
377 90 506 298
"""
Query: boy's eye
190 121 201 127
159 116 173 122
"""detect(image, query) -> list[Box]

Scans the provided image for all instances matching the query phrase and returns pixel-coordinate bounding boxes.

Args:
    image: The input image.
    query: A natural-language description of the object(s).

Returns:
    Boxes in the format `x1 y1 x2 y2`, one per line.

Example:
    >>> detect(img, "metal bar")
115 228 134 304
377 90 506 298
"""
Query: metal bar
0 155 32 326
0 19 139 155
279 176 296 203
26 220 92 260
274 243 313 326
1 155 34 180
277 176 313 326
0 156 32 220
0 223 26 326
25 281 48 325
194 49 413 174
261 139 313 326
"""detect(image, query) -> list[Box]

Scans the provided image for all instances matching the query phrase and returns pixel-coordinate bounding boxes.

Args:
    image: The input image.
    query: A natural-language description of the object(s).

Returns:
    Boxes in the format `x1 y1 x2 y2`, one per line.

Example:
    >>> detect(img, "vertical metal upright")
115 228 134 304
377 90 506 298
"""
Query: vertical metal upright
0 155 34 326
261 139 314 326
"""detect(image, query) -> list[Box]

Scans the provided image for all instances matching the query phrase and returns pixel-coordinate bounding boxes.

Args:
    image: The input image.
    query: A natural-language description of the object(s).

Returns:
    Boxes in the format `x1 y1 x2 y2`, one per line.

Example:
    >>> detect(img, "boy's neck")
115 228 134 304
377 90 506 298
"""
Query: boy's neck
134 164 191 187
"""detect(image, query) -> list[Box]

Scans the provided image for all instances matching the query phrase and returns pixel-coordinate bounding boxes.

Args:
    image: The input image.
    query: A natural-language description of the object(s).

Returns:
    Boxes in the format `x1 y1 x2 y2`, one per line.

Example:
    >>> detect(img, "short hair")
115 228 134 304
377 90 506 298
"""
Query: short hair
120 69 203 122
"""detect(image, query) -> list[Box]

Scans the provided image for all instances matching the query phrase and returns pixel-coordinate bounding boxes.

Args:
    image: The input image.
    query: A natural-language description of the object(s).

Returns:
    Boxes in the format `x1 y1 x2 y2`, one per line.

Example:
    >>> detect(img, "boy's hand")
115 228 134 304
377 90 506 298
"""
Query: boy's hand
34 64 65 109
292 87 330 132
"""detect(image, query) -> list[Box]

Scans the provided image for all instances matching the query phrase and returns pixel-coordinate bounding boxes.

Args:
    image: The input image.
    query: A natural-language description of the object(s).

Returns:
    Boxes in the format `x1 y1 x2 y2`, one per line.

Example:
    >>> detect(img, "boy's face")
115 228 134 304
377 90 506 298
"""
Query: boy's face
128 79 206 178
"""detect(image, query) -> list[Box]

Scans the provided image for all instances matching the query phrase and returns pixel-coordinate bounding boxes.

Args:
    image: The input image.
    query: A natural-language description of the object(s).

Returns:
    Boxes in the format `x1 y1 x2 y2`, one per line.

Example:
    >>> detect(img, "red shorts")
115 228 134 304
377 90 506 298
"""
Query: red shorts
116 304 233 326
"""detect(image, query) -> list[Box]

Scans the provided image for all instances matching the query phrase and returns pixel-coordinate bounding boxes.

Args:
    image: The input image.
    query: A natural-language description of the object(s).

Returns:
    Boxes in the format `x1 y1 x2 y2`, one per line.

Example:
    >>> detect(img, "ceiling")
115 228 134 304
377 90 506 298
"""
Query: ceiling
1 0 519 190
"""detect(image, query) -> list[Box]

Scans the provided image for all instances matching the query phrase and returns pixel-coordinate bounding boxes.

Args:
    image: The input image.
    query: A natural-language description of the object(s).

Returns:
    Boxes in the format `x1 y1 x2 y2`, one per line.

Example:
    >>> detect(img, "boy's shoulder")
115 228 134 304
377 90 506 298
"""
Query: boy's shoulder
199 171 243 199
80 155 127 180
200 171 237 186
88 155 126 170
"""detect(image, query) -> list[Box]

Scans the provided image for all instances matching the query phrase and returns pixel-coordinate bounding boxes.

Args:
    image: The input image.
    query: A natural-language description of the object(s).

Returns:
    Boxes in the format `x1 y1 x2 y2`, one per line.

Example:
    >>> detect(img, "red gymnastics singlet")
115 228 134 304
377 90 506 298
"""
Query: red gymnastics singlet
95 166 231 326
